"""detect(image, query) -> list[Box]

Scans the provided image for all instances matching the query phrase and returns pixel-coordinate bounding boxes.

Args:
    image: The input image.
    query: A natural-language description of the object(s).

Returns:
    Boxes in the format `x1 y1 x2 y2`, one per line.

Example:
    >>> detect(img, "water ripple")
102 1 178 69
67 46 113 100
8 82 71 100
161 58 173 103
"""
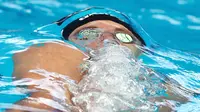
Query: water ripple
150 9 165 14
29 1 62 8
1 2 31 14
152 14 182 25
187 15 200 24
188 25 200 30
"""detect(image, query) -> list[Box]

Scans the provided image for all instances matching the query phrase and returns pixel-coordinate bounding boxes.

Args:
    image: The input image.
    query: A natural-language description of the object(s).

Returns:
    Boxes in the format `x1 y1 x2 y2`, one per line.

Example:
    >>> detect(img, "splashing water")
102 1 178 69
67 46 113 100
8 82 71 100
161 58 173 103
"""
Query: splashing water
4 42 193 112
68 43 166 112
0 42 195 112
1 1 200 111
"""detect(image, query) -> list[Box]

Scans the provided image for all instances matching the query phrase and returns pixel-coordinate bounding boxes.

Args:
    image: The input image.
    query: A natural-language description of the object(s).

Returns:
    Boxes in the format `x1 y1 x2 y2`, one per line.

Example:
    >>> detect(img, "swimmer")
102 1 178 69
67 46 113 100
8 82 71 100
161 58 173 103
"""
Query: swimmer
9 7 187 112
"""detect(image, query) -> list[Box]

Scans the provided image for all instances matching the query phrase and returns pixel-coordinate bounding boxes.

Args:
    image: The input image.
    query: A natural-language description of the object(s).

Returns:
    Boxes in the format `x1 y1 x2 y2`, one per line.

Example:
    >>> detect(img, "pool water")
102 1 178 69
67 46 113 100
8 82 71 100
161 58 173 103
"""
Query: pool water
0 0 200 111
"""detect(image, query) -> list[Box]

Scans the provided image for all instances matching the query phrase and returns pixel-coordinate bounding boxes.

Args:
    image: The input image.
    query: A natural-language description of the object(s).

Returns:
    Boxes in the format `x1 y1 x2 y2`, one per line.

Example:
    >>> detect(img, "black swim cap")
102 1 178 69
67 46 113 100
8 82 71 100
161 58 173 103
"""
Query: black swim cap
56 7 151 47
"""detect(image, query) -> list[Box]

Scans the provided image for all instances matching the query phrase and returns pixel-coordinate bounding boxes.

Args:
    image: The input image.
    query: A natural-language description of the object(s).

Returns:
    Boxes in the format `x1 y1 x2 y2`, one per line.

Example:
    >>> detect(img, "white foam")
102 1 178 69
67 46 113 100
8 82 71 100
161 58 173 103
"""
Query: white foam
70 44 157 111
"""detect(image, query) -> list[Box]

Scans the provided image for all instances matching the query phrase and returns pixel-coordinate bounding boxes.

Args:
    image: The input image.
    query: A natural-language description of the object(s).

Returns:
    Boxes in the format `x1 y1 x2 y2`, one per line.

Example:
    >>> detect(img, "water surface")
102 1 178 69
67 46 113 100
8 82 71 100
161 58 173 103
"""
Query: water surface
0 0 200 111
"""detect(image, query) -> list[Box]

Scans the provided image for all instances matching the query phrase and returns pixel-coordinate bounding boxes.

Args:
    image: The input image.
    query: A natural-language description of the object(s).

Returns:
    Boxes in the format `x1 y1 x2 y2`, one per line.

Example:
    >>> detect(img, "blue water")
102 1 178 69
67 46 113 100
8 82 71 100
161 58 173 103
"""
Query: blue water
0 0 200 111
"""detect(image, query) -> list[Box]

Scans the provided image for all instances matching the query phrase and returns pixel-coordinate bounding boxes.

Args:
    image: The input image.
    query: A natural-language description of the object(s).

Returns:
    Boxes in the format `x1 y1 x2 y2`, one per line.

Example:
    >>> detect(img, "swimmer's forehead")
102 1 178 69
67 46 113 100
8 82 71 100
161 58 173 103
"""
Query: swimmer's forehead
69 20 134 37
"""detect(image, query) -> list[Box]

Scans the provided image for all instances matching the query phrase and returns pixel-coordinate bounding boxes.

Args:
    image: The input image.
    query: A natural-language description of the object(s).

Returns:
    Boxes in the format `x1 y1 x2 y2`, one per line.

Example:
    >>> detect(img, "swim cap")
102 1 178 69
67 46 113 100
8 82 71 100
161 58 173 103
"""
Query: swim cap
55 7 151 47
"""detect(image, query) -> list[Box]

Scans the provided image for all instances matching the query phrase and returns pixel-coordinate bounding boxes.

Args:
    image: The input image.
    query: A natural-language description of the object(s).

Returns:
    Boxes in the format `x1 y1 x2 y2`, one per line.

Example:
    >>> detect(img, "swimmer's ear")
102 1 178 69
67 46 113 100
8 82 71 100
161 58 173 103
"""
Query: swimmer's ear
130 45 143 58
135 49 142 58
134 44 149 58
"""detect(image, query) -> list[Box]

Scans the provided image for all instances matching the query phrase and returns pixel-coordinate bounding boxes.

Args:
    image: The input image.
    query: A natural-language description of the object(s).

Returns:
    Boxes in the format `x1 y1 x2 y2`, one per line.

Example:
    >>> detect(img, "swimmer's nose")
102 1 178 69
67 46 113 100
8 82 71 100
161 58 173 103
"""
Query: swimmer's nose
99 33 120 45
86 33 120 51
103 39 118 46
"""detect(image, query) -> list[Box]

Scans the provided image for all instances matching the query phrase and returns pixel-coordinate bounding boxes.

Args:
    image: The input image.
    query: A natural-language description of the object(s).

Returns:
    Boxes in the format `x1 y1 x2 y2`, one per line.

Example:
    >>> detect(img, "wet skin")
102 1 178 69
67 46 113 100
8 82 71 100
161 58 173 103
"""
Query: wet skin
10 42 88 111
68 20 142 57
9 20 186 111
10 20 142 111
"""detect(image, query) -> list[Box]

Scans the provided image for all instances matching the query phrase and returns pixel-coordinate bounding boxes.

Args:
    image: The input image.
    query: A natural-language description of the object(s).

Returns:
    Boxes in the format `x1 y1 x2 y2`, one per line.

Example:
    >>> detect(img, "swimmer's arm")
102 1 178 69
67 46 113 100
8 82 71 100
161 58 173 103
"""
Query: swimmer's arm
146 69 188 111
8 42 87 112
153 84 189 112
7 87 56 112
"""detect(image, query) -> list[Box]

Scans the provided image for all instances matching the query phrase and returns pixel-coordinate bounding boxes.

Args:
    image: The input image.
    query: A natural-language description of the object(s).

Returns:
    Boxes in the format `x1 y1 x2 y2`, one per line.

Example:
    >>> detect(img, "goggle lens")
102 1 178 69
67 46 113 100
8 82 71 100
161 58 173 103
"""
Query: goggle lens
77 29 101 40
73 28 141 45
116 33 133 43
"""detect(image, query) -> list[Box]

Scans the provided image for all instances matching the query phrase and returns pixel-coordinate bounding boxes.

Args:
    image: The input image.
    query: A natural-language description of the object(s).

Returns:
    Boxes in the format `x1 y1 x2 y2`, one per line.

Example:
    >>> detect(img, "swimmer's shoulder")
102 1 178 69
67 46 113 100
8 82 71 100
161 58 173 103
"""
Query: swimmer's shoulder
9 41 87 111
13 41 88 81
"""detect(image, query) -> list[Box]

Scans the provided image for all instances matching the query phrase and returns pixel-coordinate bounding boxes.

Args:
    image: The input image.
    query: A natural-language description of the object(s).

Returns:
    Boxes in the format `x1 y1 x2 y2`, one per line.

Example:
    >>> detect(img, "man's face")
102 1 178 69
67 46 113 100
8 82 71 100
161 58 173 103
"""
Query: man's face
68 20 142 57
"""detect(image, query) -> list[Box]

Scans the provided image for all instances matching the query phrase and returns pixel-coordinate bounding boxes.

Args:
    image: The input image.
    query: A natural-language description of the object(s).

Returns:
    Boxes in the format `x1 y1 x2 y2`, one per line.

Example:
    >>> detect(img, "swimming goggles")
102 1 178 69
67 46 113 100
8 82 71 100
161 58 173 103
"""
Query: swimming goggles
69 28 142 46
54 7 152 47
